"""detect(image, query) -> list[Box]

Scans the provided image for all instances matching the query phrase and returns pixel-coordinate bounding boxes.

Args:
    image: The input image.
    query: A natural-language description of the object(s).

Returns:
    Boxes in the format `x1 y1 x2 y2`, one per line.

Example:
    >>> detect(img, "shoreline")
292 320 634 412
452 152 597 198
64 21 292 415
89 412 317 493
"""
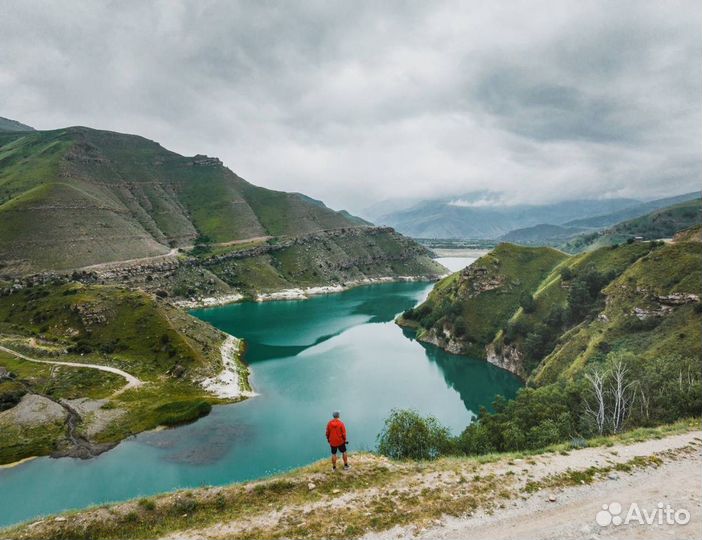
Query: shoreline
0 456 37 469
200 335 257 400
177 274 442 309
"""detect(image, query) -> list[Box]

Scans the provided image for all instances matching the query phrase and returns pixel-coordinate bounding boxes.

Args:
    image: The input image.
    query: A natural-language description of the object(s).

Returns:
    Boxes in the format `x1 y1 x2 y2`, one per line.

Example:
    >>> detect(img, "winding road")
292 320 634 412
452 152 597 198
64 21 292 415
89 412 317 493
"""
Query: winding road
0 344 143 395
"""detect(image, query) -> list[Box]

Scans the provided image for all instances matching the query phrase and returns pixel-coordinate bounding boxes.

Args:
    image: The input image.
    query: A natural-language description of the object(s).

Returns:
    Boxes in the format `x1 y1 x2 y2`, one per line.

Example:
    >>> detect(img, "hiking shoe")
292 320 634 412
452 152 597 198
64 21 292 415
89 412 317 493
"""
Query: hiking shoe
343 464 350 470
332 465 337 471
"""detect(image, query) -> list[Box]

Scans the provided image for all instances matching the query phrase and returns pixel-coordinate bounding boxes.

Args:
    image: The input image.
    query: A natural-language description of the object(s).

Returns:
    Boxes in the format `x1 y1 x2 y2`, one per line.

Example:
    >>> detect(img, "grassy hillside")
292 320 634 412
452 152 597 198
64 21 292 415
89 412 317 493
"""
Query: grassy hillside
400 239 701 382
0 282 245 464
0 117 34 133
396 238 700 460
498 223 585 246
1 419 696 540
563 192 700 229
0 127 421 277
563 198 701 252
532 241 701 385
398 244 568 357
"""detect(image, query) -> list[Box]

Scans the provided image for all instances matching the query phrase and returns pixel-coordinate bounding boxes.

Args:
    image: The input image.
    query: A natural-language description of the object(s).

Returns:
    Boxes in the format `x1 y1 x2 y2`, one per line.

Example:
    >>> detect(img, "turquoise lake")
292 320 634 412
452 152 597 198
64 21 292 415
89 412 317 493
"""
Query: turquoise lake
0 268 520 527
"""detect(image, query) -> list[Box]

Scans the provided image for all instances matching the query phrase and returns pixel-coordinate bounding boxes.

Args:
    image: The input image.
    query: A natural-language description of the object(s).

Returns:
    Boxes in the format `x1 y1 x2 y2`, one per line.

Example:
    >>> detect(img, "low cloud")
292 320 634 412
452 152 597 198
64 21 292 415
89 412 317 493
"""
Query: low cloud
1 1 699 212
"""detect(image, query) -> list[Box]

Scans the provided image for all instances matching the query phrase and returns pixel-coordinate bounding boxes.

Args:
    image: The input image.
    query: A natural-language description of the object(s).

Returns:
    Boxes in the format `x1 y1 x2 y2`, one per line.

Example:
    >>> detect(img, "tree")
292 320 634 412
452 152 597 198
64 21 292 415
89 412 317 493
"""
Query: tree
609 360 637 433
584 369 606 435
519 292 537 313
377 409 454 460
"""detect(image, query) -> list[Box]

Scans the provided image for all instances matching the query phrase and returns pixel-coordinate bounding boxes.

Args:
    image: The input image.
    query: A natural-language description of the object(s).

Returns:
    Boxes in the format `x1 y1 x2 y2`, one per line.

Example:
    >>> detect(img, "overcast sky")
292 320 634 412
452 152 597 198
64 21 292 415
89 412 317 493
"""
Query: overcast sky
2 1 700 212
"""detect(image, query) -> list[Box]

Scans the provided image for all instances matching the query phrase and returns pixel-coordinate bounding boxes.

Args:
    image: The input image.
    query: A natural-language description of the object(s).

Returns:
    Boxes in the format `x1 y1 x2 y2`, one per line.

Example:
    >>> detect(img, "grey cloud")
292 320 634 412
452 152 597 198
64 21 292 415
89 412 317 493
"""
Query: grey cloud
0 0 699 211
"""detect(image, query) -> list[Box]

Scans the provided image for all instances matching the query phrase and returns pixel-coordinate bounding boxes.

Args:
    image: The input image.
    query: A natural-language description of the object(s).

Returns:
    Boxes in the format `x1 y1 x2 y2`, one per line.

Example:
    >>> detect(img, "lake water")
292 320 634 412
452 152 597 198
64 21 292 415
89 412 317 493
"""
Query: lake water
0 257 520 527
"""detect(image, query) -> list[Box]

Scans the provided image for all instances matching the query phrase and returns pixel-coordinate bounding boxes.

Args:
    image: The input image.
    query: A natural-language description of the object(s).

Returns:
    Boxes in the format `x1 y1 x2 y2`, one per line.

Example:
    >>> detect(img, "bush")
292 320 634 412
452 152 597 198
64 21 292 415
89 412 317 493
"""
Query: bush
377 409 454 460
519 292 537 313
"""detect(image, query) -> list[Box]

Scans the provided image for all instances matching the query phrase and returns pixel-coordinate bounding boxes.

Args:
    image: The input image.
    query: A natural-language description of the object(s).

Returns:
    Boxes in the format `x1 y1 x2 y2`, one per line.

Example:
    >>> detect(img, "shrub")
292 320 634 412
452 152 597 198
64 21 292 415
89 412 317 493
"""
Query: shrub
457 421 496 455
138 498 156 511
377 409 454 460
519 292 537 313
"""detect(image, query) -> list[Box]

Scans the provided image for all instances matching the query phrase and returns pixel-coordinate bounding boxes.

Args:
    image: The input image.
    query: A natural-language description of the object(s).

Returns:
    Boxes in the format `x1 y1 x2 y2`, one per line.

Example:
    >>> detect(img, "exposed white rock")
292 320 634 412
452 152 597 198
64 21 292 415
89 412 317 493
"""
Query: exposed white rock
201 336 256 399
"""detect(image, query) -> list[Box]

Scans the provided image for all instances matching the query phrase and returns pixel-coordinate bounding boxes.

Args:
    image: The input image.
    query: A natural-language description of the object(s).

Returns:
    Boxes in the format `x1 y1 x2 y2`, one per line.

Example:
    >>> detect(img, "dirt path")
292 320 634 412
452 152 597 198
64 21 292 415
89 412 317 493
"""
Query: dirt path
0 344 143 395
76 247 181 272
208 235 272 248
409 447 702 540
167 431 701 540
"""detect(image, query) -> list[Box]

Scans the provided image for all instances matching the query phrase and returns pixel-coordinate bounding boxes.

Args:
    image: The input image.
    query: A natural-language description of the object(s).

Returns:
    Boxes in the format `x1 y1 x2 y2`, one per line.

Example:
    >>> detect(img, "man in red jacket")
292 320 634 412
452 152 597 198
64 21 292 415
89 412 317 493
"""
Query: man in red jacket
326 410 349 470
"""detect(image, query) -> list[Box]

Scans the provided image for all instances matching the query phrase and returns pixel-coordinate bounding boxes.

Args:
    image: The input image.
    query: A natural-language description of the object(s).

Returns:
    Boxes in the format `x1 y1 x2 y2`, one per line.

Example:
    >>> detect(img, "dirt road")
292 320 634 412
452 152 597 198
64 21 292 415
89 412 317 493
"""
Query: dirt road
411 444 702 540
0 344 143 395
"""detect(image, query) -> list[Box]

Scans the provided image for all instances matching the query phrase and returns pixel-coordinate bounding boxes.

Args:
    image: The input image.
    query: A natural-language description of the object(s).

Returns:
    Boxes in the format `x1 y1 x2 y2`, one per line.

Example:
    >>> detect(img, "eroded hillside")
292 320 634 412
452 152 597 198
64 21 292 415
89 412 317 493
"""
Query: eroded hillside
0 128 443 288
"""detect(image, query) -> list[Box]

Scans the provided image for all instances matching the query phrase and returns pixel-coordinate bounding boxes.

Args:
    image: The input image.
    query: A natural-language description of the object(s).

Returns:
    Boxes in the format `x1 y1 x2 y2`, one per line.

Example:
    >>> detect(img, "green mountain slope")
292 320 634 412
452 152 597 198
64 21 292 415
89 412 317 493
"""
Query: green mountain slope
531 240 701 385
399 239 701 384
0 282 245 464
563 198 701 252
398 244 569 357
0 127 414 276
0 117 34 133
498 223 586 246
563 192 700 229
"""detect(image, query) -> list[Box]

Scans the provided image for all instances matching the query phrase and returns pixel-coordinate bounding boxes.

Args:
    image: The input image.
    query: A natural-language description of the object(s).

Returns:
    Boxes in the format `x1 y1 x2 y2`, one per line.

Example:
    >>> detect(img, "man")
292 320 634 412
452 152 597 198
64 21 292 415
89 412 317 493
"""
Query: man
326 410 349 470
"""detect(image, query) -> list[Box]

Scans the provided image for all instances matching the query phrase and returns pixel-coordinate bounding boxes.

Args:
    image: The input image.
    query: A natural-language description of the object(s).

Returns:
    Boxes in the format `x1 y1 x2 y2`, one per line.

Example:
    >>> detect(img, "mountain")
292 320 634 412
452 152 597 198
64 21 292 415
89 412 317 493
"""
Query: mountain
397 237 699 469
399 237 700 381
498 223 586 246
563 192 700 229
495 193 701 249
375 195 639 239
0 127 443 290
0 117 34 133
563 198 701 252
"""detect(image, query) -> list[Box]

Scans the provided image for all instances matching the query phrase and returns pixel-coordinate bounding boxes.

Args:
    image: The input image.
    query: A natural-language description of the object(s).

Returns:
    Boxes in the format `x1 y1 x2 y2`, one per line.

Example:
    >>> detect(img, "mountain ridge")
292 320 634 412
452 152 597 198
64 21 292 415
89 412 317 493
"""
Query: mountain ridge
374 192 700 240
0 126 436 282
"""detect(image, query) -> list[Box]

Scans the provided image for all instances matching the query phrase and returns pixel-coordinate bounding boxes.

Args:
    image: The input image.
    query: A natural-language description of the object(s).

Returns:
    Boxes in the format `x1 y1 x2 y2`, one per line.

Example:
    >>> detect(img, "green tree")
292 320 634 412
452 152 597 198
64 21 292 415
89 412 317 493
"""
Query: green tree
519 292 537 313
377 409 454 460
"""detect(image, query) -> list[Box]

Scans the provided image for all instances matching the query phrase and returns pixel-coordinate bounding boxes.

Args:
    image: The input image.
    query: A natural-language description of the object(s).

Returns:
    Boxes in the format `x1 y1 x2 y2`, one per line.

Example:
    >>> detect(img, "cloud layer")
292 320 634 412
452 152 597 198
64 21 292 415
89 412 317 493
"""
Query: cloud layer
2 1 699 211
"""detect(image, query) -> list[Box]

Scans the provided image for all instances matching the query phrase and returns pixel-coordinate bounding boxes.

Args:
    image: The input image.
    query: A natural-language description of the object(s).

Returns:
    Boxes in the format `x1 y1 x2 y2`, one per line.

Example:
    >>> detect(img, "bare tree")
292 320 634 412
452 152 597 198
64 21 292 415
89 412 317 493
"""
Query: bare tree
584 360 638 435
584 369 607 435
609 360 637 433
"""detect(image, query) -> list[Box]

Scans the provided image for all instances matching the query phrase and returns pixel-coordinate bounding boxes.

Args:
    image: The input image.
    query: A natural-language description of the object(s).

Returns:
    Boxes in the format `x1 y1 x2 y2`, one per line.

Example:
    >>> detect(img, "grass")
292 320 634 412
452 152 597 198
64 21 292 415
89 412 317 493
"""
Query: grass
564 198 701 252
404 243 569 356
2 418 697 540
533 240 701 384
0 282 247 464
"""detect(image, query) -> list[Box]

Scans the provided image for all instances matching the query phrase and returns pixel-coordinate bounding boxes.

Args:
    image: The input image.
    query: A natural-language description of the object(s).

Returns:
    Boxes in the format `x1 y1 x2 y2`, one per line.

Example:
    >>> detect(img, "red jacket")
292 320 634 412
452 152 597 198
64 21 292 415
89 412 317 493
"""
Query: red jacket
326 418 347 447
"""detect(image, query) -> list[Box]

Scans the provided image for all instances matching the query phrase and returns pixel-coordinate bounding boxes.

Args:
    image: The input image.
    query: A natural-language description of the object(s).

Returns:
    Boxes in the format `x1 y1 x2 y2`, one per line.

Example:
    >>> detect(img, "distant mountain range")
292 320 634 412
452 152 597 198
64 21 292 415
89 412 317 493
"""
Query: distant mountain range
369 191 700 240
500 195 701 250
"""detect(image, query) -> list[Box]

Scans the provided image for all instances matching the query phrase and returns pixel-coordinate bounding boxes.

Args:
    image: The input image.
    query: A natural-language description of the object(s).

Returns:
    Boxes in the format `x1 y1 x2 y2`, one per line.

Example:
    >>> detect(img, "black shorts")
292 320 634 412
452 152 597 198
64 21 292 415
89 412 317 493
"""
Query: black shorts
330 444 347 454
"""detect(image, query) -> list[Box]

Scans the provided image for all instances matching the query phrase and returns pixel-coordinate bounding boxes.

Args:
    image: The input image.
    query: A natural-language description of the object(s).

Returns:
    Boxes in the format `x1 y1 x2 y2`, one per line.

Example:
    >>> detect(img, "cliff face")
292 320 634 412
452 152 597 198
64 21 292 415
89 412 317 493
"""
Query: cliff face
485 343 525 379
7 227 445 302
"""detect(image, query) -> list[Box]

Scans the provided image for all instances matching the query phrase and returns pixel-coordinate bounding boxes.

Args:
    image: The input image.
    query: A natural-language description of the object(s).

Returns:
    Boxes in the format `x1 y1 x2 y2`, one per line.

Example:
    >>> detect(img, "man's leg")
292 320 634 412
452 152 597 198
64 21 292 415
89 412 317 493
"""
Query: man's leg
331 449 338 469
342 452 348 466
